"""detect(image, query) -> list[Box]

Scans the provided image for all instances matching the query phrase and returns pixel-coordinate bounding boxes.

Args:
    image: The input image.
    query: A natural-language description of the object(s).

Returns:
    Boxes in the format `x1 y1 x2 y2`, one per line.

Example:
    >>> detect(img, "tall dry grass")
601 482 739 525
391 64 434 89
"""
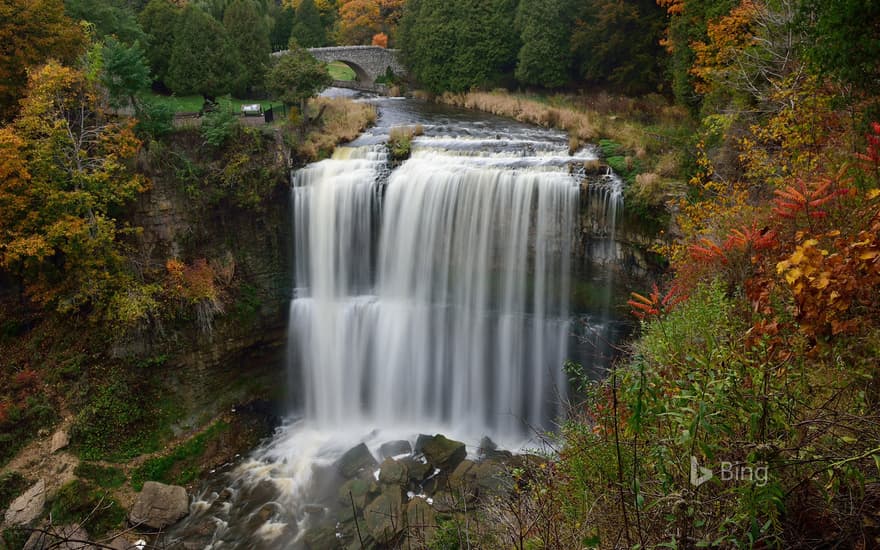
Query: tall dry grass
436 90 690 176
296 98 377 161
440 91 598 152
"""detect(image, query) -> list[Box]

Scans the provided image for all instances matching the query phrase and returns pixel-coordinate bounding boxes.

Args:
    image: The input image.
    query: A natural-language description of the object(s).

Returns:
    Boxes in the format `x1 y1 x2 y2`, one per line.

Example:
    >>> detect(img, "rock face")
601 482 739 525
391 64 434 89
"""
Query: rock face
4 479 46 526
420 434 467 472
129 482 189 529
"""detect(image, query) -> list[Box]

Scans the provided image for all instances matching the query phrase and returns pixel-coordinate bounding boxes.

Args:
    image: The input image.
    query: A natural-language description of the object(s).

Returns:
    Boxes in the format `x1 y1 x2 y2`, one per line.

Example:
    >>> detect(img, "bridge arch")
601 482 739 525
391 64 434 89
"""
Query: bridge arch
273 46 405 91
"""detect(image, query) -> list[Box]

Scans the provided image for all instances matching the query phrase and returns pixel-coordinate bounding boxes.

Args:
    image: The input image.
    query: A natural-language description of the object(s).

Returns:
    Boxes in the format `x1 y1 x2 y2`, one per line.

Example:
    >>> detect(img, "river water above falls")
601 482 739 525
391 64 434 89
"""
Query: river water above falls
166 92 629 549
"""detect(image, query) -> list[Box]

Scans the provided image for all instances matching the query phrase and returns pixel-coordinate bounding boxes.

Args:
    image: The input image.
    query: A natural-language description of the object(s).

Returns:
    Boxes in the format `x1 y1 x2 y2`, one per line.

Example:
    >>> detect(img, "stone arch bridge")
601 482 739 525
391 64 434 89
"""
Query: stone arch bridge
274 46 405 91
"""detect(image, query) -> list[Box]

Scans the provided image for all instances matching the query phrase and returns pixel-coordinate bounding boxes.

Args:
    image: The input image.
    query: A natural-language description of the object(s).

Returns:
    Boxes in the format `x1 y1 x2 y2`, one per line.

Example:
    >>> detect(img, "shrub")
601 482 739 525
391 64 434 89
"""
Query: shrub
200 109 239 147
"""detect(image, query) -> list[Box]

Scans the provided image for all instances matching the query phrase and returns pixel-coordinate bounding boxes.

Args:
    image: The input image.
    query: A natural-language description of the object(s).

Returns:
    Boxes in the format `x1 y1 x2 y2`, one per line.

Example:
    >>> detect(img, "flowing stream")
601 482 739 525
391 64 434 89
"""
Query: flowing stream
166 92 625 549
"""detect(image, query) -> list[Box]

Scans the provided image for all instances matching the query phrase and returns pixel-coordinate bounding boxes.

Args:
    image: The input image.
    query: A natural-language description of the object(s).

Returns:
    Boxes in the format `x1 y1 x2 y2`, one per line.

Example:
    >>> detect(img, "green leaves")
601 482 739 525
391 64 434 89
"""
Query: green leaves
166 5 243 100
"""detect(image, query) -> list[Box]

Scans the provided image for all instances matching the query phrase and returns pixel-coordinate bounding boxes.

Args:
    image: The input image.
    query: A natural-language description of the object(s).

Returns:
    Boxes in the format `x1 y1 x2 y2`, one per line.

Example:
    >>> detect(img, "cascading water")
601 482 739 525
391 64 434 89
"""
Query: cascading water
290 143 580 437
164 95 625 549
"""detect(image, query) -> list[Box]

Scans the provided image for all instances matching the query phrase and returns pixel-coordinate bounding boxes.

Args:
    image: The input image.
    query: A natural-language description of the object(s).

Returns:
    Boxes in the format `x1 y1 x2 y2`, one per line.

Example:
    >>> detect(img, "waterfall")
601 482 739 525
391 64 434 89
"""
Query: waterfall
289 139 582 440
164 100 629 550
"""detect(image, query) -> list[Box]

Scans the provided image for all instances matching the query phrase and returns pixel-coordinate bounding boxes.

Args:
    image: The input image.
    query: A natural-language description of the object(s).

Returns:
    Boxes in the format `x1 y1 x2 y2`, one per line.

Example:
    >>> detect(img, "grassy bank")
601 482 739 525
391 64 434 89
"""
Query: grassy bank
144 92 284 114
294 97 377 162
432 90 693 224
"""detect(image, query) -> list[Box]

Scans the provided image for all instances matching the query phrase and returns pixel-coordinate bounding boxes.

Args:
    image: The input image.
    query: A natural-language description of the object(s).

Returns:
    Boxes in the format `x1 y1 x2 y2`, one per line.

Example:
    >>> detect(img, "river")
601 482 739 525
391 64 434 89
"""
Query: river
165 90 628 549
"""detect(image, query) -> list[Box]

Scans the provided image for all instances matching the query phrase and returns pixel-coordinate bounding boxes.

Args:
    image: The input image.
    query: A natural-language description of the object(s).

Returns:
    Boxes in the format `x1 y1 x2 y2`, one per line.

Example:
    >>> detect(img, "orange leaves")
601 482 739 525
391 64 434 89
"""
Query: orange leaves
689 0 759 95
371 32 388 48
628 283 685 320
656 0 684 16
775 187 880 338
771 174 850 223
337 0 382 44
165 258 220 304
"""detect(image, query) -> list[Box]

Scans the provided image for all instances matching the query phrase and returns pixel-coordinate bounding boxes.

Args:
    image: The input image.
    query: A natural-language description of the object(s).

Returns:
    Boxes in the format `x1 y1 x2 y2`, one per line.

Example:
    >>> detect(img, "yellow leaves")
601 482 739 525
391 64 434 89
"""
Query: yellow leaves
867 189 880 200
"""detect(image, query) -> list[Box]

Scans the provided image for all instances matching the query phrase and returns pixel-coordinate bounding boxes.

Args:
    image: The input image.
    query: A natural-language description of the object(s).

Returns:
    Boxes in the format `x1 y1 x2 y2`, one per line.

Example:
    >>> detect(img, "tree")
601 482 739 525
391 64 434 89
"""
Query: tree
166 6 243 102
138 0 180 86
799 0 880 94
569 0 666 95
64 0 147 45
223 0 271 94
265 43 331 117
0 0 83 121
399 0 520 93
337 0 381 44
291 0 327 47
656 0 738 108
270 4 295 51
515 0 572 88
1 61 148 314
101 37 151 109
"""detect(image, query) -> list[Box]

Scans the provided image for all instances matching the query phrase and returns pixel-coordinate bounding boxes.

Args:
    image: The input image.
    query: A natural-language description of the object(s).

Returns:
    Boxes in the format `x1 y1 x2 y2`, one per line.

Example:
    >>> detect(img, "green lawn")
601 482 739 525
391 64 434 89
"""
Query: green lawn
143 92 284 114
328 61 356 81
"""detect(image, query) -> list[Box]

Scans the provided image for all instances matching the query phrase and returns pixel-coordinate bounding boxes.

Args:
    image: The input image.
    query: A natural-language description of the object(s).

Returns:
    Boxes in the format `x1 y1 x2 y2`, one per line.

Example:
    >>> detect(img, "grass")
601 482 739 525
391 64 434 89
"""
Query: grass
130 420 230 490
143 92 284 115
49 480 126 538
0 472 29 512
328 61 357 81
74 463 126 488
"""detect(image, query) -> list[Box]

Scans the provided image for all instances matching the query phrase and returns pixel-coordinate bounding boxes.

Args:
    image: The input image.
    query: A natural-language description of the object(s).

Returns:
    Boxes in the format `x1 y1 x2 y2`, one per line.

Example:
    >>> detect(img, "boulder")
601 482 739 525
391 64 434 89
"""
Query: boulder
478 436 512 460
23 524 89 550
378 458 408 486
474 460 509 496
401 457 432 484
363 487 405 544
129 481 189 529
4 480 46 526
448 460 476 489
336 443 378 478
338 478 373 510
50 429 70 453
420 435 466 472
405 498 436 539
379 440 412 459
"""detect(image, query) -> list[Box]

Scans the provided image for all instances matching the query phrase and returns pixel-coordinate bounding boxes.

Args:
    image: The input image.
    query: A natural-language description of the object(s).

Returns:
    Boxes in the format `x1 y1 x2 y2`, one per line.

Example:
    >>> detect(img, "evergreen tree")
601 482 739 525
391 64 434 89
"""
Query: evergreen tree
399 0 520 93
800 0 880 93
291 0 326 47
64 0 147 45
166 6 243 101
570 0 666 95
270 5 295 51
139 0 180 86
223 0 271 95
515 0 572 88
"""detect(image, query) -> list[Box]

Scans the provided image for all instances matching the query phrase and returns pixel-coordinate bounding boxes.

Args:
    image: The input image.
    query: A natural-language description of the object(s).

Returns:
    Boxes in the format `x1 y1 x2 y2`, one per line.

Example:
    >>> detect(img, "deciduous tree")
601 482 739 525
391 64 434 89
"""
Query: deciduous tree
0 0 84 121
0 61 148 314
265 43 332 117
